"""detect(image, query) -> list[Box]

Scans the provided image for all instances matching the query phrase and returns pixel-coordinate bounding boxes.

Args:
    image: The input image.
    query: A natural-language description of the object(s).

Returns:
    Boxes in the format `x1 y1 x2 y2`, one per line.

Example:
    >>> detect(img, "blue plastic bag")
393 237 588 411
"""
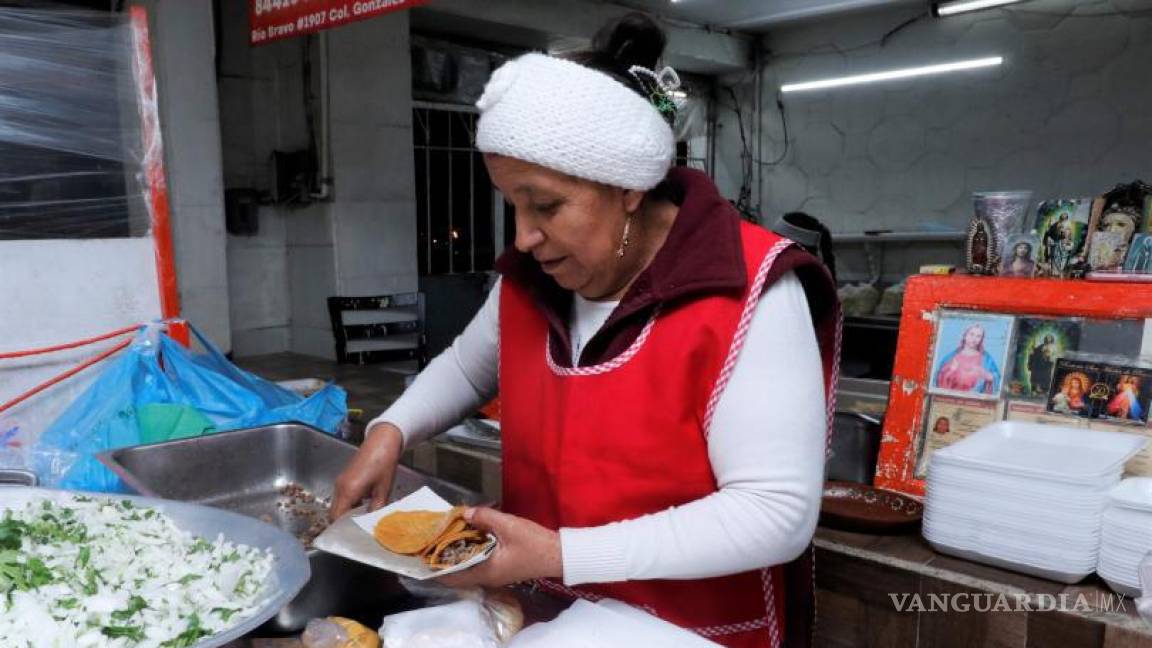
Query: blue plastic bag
37 324 347 492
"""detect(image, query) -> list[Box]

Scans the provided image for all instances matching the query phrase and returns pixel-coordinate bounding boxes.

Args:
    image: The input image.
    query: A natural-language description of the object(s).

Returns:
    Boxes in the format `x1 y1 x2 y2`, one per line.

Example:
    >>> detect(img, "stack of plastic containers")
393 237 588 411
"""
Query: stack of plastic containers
1098 477 1152 597
923 422 1146 583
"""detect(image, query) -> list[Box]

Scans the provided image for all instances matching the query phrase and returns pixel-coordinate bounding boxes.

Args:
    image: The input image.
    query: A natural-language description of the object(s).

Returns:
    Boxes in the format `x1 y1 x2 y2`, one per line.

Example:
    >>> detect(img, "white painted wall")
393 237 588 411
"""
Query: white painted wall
219 4 417 359
131 0 233 351
293 11 418 359
218 0 304 357
723 0 1152 281
1 3 226 456
327 12 419 297
0 239 163 456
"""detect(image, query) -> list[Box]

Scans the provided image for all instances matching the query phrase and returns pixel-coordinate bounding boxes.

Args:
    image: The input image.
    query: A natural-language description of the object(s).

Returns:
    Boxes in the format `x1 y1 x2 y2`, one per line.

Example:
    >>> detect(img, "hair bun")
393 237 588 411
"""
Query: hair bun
593 12 666 71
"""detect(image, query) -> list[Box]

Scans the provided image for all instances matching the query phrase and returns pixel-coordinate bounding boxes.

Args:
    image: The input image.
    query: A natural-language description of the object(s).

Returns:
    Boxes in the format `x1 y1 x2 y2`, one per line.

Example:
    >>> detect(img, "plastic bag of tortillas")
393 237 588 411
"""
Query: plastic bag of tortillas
378 587 524 647
1136 551 1152 627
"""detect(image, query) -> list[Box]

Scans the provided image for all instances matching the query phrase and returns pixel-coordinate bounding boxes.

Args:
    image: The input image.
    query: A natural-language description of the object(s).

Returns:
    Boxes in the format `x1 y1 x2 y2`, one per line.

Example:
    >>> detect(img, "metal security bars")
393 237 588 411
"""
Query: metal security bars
412 104 501 276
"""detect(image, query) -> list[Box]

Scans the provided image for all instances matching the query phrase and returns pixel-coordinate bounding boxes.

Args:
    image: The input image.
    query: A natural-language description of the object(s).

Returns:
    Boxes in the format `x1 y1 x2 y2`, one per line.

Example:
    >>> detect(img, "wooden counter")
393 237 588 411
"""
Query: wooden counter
814 527 1152 648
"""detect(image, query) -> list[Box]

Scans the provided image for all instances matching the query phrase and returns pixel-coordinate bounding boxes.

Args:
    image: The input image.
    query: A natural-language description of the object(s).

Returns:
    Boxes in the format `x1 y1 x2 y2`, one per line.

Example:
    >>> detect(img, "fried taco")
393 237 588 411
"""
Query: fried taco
372 506 493 569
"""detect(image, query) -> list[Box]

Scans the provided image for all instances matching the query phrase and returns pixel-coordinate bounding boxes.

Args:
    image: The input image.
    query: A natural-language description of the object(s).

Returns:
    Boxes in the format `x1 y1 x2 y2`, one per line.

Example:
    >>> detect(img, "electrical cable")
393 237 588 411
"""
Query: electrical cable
880 11 929 46
724 86 755 218
756 93 789 167
768 10 931 60
0 338 132 415
0 325 138 360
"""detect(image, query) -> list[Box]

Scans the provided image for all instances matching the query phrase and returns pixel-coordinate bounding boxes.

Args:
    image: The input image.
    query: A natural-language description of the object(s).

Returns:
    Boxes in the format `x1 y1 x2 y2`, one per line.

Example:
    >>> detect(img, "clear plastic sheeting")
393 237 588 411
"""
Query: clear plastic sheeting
0 8 149 240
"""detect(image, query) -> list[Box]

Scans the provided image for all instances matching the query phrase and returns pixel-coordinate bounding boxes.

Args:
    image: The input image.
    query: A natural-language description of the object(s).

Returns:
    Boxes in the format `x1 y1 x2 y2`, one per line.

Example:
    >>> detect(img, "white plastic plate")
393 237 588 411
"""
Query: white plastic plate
1110 478 1152 513
934 422 1147 483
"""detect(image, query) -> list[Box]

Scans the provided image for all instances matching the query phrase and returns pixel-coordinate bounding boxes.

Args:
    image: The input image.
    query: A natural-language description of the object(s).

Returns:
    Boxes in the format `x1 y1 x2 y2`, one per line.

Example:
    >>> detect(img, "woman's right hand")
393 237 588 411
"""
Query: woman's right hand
329 422 404 520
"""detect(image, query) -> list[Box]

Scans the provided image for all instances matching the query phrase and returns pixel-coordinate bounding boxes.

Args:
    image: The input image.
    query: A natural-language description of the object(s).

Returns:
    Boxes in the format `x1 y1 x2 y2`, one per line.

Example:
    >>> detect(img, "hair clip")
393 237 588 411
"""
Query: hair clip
628 64 686 122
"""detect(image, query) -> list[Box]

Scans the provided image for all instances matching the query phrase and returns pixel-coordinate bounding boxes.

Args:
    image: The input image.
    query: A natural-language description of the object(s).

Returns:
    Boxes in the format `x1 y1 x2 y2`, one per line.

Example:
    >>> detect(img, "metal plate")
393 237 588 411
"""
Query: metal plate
96 424 489 631
0 485 311 648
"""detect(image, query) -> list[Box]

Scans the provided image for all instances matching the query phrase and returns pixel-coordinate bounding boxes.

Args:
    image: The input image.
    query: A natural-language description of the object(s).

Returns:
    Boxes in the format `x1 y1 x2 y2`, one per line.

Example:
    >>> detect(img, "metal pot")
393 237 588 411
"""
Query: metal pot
827 412 883 485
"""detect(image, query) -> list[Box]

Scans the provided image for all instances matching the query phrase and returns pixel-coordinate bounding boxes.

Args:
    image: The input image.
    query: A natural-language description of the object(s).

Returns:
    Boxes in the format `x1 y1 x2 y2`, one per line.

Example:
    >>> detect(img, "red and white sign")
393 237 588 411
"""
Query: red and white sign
250 0 427 45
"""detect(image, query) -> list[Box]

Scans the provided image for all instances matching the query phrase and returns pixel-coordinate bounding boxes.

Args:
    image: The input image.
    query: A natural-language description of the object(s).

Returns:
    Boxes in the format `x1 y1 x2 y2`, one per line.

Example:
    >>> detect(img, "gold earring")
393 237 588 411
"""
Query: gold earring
617 215 633 258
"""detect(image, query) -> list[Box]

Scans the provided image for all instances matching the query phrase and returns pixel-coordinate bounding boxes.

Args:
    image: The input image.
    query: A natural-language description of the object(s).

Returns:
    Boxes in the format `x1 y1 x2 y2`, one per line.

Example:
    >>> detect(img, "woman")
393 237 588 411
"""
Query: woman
934 324 1001 395
330 15 838 648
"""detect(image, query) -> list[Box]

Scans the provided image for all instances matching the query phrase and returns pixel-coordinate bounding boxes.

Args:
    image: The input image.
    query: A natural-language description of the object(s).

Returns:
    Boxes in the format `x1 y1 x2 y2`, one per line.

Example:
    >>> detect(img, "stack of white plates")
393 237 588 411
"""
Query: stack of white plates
923 422 1147 584
1098 478 1152 597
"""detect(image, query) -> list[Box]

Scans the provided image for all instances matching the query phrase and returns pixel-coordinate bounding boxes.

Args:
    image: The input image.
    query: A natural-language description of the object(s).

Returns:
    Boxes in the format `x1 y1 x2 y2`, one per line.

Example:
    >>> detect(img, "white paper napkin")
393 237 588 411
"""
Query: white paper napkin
313 486 495 580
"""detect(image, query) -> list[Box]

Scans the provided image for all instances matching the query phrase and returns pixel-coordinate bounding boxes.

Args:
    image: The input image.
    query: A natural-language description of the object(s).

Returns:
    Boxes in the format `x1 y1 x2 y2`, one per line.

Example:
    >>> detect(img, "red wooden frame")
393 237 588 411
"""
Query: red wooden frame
874 274 1152 497
130 6 187 346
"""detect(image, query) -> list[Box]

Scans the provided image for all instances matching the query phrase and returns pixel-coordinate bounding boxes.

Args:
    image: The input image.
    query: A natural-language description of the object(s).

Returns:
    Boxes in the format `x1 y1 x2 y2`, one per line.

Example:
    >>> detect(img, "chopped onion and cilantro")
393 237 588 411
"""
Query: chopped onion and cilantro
0 497 274 647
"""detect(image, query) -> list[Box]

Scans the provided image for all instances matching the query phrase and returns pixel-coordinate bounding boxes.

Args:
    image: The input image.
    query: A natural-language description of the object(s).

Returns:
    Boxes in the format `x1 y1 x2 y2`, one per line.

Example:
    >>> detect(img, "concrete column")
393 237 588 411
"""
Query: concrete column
133 0 232 351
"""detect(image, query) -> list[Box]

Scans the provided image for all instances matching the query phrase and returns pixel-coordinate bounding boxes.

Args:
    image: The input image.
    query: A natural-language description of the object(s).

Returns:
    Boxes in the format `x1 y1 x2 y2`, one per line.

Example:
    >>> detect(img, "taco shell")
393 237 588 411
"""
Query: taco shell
372 506 464 555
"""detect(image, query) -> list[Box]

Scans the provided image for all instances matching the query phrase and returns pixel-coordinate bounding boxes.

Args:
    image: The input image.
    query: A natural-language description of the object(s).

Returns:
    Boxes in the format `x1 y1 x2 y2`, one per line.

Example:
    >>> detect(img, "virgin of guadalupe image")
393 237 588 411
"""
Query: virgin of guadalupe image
934 324 1002 395
1106 375 1145 421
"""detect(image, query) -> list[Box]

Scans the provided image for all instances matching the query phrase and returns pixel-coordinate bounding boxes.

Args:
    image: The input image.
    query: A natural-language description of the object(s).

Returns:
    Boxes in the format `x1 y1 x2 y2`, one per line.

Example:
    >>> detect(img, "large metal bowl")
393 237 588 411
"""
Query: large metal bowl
98 423 488 632
0 485 311 648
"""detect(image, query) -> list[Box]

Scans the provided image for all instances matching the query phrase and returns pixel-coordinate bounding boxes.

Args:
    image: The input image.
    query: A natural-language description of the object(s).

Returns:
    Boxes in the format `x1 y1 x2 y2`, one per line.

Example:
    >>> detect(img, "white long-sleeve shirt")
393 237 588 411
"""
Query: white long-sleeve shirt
369 272 826 586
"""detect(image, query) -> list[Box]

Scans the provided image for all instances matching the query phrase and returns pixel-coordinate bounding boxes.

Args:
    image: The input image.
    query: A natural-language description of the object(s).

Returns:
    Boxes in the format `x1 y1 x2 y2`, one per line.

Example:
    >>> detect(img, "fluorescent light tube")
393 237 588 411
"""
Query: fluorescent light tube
934 0 1023 16
780 56 1003 93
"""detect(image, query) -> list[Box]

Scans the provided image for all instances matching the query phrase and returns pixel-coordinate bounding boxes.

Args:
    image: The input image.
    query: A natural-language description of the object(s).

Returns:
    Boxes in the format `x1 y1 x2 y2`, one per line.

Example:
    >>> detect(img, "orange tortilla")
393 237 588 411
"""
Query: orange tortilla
373 507 464 555
426 529 488 568
419 518 468 557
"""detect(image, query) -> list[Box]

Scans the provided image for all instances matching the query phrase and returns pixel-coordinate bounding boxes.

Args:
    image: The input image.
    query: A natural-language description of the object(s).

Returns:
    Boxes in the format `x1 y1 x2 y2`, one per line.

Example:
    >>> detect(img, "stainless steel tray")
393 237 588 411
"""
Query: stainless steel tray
98 423 489 632
0 485 310 648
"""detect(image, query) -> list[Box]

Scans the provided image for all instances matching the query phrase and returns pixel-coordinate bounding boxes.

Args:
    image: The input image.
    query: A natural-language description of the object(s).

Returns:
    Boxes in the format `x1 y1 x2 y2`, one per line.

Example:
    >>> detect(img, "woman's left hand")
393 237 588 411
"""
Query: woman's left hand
436 507 563 588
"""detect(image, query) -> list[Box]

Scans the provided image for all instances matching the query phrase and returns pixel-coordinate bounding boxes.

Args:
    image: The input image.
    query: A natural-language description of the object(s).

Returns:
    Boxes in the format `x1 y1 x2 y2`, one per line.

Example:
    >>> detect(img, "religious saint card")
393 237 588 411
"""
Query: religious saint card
1087 198 1140 272
1097 365 1152 425
1005 318 1081 400
998 233 1040 278
914 396 1000 478
1123 234 1152 274
1034 198 1092 279
1046 358 1106 419
929 311 1014 400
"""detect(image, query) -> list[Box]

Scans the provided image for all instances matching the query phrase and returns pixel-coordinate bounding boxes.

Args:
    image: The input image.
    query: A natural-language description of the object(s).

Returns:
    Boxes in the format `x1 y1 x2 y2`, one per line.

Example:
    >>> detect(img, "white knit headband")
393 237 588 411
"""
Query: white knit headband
475 53 676 191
